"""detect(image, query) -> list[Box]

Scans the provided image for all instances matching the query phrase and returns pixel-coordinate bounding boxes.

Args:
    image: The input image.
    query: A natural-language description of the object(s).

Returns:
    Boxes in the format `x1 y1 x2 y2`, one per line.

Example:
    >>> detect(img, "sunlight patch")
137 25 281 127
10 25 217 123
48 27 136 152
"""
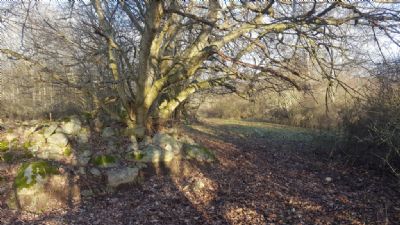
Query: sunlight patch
224 204 266 225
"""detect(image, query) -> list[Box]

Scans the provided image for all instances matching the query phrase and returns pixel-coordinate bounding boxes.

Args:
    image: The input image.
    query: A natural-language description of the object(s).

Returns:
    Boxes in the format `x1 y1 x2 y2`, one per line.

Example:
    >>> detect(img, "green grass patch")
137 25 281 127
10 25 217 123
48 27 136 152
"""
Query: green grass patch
192 119 341 153
203 118 337 143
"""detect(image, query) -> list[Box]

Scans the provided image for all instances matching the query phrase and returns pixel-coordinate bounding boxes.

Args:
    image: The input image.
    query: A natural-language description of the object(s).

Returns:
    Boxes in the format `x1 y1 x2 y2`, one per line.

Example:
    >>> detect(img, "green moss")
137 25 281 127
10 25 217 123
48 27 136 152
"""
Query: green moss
0 141 9 152
63 146 73 156
92 155 116 166
133 151 144 160
61 117 71 123
23 142 32 150
14 161 59 190
82 112 93 121
124 151 143 161
2 152 14 163
24 151 34 159
184 144 216 162
1 150 33 164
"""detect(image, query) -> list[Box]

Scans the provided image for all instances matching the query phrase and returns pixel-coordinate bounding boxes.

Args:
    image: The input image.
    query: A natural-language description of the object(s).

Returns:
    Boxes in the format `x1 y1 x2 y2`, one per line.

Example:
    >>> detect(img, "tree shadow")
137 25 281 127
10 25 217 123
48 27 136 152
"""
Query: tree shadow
176 119 400 224
2 118 400 224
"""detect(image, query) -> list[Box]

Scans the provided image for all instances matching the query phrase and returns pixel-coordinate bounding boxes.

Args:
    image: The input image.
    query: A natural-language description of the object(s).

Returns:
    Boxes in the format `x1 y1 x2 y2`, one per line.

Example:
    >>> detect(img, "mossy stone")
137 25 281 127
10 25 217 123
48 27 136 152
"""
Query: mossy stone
82 112 93 121
8 161 80 213
124 151 142 161
61 117 72 123
133 151 144 160
23 141 32 150
14 161 59 190
1 150 33 164
183 144 216 162
0 141 9 152
92 155 117 167
63 146 73 156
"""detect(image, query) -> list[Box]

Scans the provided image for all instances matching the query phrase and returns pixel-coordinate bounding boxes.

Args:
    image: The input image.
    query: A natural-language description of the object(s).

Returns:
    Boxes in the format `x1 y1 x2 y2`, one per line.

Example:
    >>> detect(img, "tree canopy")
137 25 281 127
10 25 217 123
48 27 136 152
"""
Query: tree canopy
0 0 399 138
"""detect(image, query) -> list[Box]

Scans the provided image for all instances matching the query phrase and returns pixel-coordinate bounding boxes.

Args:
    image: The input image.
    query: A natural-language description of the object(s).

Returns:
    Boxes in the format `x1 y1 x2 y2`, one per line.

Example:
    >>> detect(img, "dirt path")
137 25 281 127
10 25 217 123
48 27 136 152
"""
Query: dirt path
2 119 400 224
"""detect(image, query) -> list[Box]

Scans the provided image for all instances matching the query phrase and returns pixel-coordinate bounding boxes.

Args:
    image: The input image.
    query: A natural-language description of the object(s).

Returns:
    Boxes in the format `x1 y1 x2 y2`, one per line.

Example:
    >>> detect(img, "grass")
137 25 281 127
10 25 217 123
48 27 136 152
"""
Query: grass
192 118 340 149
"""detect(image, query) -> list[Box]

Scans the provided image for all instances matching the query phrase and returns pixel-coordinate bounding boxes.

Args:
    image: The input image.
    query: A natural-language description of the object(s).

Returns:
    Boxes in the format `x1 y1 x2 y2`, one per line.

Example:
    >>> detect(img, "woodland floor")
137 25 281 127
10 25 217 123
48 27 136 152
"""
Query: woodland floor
1 118 400 225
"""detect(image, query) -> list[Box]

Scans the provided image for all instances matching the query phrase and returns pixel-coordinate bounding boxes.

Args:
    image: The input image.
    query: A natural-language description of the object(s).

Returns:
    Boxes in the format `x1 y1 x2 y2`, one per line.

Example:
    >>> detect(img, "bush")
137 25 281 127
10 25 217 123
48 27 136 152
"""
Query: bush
341 63 400 177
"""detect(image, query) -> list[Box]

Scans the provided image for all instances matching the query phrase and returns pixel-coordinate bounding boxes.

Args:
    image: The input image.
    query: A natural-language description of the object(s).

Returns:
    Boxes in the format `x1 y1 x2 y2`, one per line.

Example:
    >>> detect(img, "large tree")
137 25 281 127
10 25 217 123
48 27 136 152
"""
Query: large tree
1 0 399 139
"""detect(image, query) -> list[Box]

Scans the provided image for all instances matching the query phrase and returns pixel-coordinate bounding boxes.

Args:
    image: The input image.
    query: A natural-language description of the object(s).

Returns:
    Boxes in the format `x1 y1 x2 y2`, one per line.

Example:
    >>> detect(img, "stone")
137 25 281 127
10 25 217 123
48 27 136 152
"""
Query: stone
325 177 333 182
47 133 68 147
138 136 152 149
77 150 92 166
79 167 86 175
81 189 94 197
90 168 102 177
7 161 80 213
126 137 139 152
37 144 69 161
76 128 90 144
183 144 216 162
29 133 46 146
152 133 182 154
61 116 82 135
5 133 18 142
106 167 139 187
43 124 58 138
125 150 145 161
176 134 196 145
94 118 103 132
140 145 176 163
82 149 92 157
101 127 115 138
23 127 36 139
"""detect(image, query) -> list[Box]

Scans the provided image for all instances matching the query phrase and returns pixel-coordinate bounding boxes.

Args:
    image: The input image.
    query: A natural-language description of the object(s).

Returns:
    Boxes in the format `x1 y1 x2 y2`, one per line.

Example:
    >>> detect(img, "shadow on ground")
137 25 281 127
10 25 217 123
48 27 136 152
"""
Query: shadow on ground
1 118 400 224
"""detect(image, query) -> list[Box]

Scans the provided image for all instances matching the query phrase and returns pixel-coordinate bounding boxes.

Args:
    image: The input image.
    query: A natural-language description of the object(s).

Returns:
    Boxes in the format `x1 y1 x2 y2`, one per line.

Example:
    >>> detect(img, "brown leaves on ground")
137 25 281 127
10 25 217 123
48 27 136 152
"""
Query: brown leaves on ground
1 119 400 224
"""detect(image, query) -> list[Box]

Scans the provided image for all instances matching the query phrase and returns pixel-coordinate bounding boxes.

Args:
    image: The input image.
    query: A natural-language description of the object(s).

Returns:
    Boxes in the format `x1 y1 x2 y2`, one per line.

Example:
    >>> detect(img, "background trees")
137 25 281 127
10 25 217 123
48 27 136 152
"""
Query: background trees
341 60 400 176
0 0 399 139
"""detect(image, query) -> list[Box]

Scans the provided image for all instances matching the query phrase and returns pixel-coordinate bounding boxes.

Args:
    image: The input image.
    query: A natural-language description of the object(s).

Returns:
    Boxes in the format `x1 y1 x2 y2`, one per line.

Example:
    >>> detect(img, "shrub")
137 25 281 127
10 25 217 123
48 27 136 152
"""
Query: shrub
341 62 400 177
